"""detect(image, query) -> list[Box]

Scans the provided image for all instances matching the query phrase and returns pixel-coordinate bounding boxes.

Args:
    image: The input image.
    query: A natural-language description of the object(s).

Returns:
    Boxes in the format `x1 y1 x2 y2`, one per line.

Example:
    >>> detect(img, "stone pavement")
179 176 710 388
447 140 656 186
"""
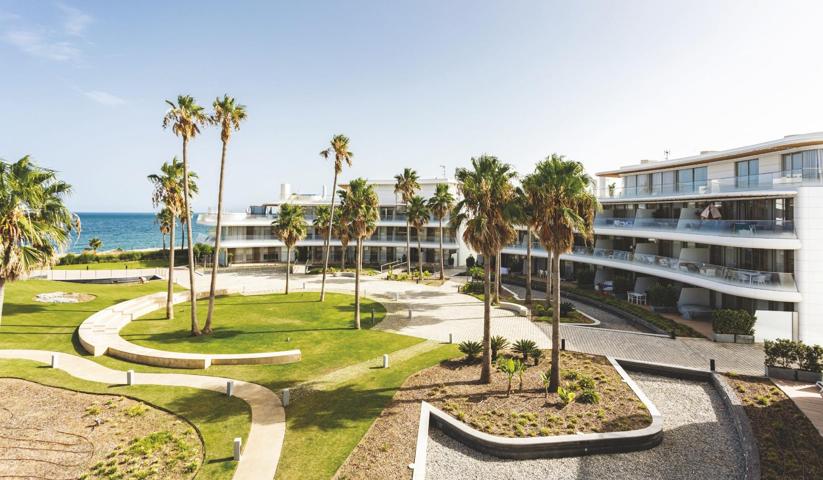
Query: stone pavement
0 350 284 480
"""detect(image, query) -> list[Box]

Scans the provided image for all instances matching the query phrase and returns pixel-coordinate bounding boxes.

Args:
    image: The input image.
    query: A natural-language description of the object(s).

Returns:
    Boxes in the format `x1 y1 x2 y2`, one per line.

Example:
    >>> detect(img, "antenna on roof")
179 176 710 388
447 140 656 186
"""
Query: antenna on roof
664 149 670 160
440 165 446 178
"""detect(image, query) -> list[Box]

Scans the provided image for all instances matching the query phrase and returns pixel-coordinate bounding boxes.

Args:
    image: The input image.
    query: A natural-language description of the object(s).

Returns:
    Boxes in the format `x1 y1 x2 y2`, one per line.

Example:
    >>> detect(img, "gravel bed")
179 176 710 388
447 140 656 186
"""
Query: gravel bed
425 372 745 479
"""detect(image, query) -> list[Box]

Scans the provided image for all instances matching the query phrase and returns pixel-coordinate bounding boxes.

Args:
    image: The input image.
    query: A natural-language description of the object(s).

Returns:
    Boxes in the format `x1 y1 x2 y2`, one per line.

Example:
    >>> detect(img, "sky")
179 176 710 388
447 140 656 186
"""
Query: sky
2 0 823 213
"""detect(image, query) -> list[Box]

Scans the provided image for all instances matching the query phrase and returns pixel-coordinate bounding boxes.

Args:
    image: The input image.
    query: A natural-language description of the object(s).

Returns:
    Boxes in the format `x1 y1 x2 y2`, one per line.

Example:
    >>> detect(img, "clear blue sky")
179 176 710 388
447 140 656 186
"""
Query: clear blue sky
2 1 823 212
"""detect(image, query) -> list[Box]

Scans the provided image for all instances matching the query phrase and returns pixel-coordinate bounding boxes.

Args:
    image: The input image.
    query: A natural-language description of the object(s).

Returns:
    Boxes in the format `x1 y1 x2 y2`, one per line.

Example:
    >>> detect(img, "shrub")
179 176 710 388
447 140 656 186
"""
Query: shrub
466 255 476 269
461 281 485 294
558 387 576 405
458 340 483 362
576 389 601 404
764 339 801 368
467 265 484 281
490 335 509 359
799 344 823 373
612 276 634 296
647 284 678 307
559 301 575 316
512 339 537 362
563 370 581 381
576 375 595 390
712 309 756 335
575 268 595 289
530 348 543 366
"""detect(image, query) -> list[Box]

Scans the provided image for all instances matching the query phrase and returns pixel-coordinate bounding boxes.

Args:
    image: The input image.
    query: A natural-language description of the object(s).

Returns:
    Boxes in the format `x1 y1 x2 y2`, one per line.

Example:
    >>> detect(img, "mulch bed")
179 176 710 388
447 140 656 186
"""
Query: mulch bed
0 379 202 480
726 375 823 479
335 350 650 480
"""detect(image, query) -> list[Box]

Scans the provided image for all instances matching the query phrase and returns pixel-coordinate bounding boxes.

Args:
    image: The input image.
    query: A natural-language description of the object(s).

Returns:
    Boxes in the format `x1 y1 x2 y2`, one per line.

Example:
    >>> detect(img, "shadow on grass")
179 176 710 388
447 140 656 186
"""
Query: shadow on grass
287 383 399 432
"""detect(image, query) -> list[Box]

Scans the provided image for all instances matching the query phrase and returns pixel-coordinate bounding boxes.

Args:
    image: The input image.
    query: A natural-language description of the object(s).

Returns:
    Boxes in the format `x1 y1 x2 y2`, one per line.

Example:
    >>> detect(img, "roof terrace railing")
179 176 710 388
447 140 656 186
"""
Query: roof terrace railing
594 217 797 238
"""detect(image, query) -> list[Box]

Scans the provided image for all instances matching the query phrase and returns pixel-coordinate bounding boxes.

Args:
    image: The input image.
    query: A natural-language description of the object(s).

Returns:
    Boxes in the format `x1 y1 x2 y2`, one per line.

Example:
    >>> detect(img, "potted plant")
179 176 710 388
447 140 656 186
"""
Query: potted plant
764 339 800 380
608 183 616 198
712 309 755 343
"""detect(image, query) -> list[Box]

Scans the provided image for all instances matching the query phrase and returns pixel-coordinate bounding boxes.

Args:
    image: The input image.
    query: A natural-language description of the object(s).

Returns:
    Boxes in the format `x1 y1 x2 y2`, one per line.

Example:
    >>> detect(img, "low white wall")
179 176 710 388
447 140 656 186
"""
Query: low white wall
633 277 656 295
679 247 709 263
678 287 710 306
635 243 658 255
754 310 794 342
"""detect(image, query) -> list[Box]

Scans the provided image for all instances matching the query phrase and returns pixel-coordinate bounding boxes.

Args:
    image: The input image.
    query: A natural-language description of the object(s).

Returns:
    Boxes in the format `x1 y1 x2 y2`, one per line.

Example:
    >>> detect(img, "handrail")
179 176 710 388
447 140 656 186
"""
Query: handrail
380 259 405 273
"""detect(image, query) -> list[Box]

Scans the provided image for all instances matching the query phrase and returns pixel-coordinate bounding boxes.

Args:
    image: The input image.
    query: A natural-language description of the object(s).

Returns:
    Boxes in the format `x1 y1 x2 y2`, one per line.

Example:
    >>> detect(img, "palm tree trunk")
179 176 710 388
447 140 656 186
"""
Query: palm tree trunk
0 277 5 327
439 218 445 280
549 251 561 392
180 219 185 250
494 251 501 304
205 140 230 334
417 234 423 284
162 233 166 251
525 227 532 305
480 256 492 383
545 253 551 309
320 170 339 302
354 238 362 329
285 246 291 294
341 243 346 270
166 219 175 319
181 138 201 336
405 208 411 273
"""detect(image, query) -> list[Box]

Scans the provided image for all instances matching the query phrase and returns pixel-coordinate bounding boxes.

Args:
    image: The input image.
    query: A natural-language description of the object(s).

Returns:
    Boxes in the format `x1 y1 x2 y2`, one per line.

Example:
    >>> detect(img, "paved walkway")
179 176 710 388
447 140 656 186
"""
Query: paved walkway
0 350 284 480
773 379 823 436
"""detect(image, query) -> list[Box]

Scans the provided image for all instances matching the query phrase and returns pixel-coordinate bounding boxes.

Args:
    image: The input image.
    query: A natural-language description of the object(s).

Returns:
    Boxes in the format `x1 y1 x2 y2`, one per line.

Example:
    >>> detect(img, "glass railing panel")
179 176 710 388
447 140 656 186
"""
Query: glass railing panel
594 217 796 238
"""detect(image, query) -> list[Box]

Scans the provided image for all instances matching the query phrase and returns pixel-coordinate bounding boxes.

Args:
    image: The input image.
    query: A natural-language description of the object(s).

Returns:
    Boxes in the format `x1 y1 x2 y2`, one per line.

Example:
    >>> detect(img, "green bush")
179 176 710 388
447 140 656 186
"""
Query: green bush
712 309 756 335
576 375 595 390
576 389 601 404
467 265 484 281
558 387 576 405
612 276 634 296
559 301 575 316
575 268 595 289
764 339 801 368
461 281 485 295
647 284 678 307
530 348 543 366
458 340 483 362
466 255 476 269
490 336 509 359
799 344 823 373
512 339 537 362
563 370 581 381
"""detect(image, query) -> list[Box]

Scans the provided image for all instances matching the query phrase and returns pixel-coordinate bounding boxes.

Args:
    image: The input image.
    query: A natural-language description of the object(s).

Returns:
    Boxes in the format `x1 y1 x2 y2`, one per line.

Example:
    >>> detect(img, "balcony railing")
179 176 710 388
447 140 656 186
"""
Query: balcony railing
599 168 823 200
567 246 797 292
595 217 796 238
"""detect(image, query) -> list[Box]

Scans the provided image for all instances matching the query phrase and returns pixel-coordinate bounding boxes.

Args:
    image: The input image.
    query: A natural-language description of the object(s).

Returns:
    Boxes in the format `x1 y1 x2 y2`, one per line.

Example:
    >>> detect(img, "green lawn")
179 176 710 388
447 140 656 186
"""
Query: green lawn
0 359 249 480
54 258 169 270
0 280 456 479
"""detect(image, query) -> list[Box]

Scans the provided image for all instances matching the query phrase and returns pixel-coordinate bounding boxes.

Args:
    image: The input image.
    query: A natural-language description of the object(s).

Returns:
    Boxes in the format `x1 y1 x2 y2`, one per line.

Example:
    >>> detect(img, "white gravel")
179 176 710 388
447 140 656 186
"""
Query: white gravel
425 372 745 480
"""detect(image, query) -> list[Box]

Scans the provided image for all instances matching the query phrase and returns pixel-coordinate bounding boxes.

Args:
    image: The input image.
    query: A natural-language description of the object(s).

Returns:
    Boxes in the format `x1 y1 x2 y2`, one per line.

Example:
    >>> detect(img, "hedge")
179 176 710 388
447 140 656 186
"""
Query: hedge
712 309 756 335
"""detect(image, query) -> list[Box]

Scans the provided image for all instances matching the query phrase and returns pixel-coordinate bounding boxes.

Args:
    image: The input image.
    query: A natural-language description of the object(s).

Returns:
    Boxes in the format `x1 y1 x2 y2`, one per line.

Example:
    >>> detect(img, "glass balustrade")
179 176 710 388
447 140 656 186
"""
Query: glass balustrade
568 246 797 292
594 217 796 238
599 168 823 200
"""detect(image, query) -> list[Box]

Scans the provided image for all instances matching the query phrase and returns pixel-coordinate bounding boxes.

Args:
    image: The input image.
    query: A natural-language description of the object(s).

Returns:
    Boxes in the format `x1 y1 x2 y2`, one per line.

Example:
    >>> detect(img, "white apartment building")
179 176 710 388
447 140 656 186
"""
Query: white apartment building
500 132 823 345
197 178 473 271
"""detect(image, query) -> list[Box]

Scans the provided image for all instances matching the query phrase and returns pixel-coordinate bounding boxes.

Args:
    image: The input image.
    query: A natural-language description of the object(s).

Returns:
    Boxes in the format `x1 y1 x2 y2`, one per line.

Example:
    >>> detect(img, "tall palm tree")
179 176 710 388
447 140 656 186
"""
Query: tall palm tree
339 178 379 329
406 195 430 283
312 204 331 265
163 95 209 336
452 155 517 383
155 207 173 251
523 154 598 392
148 157 198 320
513 187 540 305
334 213 353 270
394 168 420 274
427 183 455 280
0 156 77 326
205 95 247 335
88 237 102 254
319 135 354 302
273 203 307 295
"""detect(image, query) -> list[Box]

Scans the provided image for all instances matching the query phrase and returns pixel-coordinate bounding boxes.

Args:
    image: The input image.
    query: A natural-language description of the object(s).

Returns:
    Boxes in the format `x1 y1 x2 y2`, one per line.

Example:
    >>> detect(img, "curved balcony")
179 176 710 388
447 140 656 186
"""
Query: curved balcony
563 247 800 303
594 217 800 249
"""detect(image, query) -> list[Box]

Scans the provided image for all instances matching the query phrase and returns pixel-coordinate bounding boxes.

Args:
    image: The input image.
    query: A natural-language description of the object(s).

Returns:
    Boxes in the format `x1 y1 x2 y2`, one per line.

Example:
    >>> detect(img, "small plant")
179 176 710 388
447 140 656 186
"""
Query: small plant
563 370 581 381
559 301 576 316
576 389 601 404
512 339 537 362
490 335 509 359
558 386 576 405
458 340 483 362
497 357 522 397
576 375 596 390
530 347 543 366
516 360 528 391
85 404 102 416
539 370 551 398
123 403 149 417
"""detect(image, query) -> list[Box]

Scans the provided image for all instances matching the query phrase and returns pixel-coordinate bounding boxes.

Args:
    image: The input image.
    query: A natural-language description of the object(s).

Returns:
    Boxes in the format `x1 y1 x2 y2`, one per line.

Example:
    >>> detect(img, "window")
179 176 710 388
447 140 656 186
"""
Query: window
782 149 821 180
661 170 675 194
693 167 707 190
624 175 637 197
677 169 693 192
637 174 650 195
735 159 759 189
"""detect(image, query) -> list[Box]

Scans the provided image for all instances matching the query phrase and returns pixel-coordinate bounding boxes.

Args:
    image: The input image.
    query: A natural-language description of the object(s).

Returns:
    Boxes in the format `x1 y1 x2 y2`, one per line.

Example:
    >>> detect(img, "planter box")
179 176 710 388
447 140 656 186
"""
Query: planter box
734 334 755 344
650 306 678 314
797 370 823 383
766 366 797 381
713 333 735 343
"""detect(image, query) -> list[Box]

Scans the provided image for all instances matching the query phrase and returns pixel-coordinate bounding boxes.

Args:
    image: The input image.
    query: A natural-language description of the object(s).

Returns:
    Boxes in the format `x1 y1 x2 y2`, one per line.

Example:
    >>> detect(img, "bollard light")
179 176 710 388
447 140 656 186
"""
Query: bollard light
51 354 59 368
561 339 566 351
383 354 390 368
233 438 242 461
408 309 413 319
227 380 235 397
449 333 453 344
126 370 135 386
282 388 290 407
710 359 716 371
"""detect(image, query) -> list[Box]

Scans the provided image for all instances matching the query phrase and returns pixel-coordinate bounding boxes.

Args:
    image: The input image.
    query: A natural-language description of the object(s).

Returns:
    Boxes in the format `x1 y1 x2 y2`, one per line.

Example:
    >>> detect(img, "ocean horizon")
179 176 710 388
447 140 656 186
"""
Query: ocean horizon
69 212 210 254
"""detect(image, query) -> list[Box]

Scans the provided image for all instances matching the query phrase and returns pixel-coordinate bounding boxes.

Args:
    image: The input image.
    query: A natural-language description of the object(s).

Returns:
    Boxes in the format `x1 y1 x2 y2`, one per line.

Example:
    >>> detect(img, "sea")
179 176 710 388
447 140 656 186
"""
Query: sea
69 212 210 253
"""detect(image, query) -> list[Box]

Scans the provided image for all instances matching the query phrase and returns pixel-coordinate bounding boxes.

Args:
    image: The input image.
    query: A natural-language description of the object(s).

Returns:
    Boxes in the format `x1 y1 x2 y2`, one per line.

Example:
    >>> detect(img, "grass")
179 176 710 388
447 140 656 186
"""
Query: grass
54 258 169 270
0 359 249 480
726 374 823 479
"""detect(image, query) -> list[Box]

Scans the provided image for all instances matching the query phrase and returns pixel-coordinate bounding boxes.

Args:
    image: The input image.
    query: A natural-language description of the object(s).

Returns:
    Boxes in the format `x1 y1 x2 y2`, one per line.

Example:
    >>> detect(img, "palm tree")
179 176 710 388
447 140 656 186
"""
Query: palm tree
452 155 517 383
427 184 455 280
513 187 540 305
162 95 209 336
406 195 430 283
339 178 379 329
523 154 598 392
319 135 354 302
88 237 102 254
155 207 173 251
334 213 353 270
312 205 331 264
273 203 307 295
148 157 197 320
204 95 247 335
393 168 420 274
0 156 77 326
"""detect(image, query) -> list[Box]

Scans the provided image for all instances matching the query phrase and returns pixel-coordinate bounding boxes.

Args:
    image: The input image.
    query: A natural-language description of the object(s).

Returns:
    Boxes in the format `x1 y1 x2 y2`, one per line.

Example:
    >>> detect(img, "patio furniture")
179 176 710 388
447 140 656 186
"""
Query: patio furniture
628 292 647 305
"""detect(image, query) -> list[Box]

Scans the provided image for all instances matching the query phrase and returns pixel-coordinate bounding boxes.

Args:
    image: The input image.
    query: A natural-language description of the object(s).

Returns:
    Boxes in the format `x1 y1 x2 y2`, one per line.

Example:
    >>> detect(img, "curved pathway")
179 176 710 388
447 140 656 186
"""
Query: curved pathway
0 349 284 480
